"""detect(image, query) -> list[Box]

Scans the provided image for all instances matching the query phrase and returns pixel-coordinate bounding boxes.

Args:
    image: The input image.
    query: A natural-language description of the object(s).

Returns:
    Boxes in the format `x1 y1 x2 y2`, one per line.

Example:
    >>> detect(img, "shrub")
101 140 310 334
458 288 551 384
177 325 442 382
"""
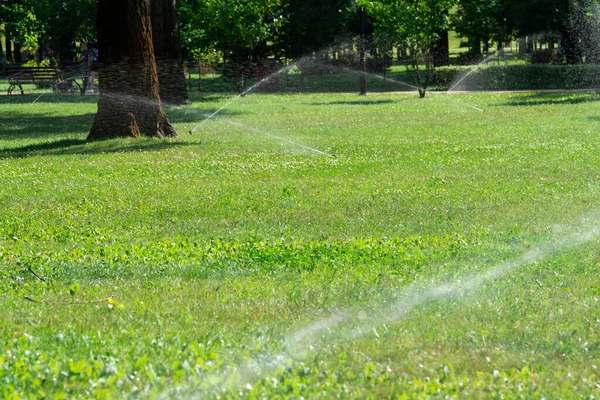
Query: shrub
23 58 52 67
434 64 600 91
434 66 467 86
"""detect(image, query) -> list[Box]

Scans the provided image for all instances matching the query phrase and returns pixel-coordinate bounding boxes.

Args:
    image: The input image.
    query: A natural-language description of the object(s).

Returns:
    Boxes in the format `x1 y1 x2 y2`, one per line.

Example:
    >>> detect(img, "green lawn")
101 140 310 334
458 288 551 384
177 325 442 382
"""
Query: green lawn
1 92 600 398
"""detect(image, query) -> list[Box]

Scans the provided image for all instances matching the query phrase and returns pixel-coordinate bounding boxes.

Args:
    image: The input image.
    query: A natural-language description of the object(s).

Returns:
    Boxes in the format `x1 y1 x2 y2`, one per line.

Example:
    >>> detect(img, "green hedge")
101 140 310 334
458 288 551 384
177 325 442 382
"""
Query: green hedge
435 64 600 91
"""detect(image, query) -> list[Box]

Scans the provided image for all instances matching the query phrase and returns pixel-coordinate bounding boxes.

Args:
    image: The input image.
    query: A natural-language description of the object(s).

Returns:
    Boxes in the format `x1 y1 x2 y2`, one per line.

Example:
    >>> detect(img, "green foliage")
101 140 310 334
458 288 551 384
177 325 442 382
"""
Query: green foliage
503 0 569 36
22 58 52 67
43 0 97 61
179 0 285 62
284 0 357 58
1 0 96 61
451 0 508 53
361 0 457 95
362 0 453 51
2 0 45 53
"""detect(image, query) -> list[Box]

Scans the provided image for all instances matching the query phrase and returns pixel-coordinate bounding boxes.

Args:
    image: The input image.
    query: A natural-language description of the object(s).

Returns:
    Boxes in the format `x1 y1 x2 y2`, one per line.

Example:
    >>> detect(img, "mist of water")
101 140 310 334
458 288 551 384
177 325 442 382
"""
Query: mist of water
31 92 46 104
339 65 420 92
218 118 333 157
448 52 502 93
188 64 293 134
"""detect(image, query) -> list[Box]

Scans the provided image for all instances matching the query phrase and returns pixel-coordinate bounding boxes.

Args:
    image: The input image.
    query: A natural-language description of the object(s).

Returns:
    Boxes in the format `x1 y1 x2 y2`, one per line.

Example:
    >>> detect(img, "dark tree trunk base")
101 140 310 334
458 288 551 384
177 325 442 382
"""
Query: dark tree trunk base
87 60 177 140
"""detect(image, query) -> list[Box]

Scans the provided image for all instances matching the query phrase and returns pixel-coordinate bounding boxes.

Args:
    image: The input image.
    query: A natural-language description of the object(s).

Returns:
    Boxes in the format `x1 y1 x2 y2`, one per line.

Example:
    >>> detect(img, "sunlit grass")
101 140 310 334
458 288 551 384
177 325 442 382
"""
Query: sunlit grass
1 92 600 397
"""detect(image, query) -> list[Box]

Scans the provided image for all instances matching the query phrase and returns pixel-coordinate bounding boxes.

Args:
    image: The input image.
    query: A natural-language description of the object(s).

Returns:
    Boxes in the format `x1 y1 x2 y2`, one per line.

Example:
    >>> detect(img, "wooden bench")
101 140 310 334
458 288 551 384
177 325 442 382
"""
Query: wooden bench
7 66 61 95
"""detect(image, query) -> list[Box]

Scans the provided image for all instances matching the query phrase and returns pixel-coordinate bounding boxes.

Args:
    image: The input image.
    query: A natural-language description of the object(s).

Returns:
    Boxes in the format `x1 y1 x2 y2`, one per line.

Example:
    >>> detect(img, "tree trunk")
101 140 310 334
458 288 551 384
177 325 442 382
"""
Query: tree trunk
561 29 582 64
88 0 177 140
5 32 12 63
470 36 481 55
433 29 449 67
37 43 44 63
151 0 190 105
14 43 22 62
525 37 533 53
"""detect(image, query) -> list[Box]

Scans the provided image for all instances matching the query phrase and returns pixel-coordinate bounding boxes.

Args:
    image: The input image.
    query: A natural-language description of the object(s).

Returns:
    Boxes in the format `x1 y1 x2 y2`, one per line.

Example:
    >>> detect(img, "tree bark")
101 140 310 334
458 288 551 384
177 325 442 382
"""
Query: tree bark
14 42 21 62
433 29 449 67
561 28 582 64
4 0 12 62
470 36 481 55
5 34 11 63
88 0 177 140
151 0 190 105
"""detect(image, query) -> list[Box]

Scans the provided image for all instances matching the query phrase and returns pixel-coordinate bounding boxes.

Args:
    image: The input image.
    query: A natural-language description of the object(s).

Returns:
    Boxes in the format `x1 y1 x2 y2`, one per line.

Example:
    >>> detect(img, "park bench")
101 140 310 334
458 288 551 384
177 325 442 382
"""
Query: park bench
6 66 65 95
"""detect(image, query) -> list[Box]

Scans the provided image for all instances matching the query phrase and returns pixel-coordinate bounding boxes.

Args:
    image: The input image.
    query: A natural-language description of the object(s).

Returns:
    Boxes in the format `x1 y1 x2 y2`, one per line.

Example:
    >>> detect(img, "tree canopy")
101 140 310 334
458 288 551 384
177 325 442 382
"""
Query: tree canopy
3 0 600 66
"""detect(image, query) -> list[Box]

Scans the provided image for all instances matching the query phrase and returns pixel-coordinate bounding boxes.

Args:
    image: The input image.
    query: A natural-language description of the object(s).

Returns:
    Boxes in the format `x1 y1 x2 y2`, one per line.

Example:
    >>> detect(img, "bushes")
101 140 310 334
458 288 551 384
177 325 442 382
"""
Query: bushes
434 64 600 91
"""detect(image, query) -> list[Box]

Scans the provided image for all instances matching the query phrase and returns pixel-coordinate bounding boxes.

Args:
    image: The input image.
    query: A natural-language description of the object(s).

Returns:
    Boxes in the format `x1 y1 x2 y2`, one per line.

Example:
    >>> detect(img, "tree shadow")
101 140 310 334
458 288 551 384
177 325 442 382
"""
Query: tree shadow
0 112 96 140
498 92 600 107
587 116 600 123
0 95 242 141
0 137 197 159
308 99 398 106
0 94 100 105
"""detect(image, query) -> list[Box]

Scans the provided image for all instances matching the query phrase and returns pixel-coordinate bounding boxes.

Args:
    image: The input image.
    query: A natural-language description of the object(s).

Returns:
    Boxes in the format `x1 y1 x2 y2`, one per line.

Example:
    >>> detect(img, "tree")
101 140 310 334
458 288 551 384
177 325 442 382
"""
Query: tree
42 0 97 63
451 0 507 55
88 0 177 140
283 0 355 59
151 0 190 105
179 0 284 63
362 0 456 97
1 0 96 63
2 0 44 62
562 0 600 64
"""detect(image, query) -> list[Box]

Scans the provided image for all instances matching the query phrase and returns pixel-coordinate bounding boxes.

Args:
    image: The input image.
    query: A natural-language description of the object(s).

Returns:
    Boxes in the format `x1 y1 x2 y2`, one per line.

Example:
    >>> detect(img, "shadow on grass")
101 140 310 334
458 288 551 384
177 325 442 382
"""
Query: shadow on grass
0 112 96 140
309 99 398 106
0 93 99 105
0 137 197 159
499 92 600 107
586 116 600 123
0 96 242 141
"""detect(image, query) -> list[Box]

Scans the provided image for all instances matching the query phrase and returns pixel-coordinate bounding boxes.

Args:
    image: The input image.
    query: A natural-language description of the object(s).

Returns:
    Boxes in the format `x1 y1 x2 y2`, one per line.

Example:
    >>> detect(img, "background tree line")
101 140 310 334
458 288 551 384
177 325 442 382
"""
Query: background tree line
2 0 600 68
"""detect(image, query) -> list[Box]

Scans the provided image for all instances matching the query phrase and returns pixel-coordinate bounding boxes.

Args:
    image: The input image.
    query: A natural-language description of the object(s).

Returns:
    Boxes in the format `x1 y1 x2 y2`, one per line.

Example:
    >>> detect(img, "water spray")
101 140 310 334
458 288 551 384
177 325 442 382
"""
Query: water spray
220 119 333 157
195 216 600 395
448 52 501 93
188 64 294 135
31 92 46 105
340 66 420 92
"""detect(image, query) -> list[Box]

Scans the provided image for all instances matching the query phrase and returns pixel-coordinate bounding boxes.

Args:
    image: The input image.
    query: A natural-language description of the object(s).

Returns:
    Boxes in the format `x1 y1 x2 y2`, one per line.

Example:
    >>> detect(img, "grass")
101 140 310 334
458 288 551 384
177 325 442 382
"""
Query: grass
1 91 600 398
